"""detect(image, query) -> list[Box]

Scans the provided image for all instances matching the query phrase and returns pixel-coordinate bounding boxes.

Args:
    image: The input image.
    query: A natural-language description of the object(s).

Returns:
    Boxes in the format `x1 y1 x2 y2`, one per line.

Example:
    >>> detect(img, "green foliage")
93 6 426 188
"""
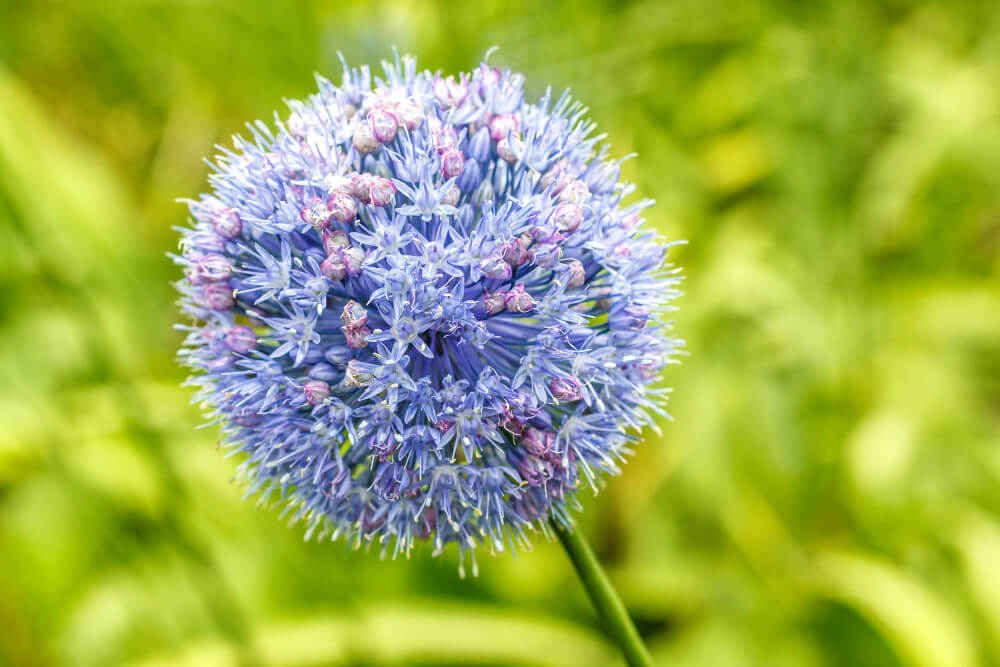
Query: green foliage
1 1 998 665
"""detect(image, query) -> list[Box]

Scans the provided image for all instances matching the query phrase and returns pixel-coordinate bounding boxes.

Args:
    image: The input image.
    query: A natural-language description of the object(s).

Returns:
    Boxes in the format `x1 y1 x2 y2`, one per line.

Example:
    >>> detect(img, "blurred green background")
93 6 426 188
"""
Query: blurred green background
1 1 999 665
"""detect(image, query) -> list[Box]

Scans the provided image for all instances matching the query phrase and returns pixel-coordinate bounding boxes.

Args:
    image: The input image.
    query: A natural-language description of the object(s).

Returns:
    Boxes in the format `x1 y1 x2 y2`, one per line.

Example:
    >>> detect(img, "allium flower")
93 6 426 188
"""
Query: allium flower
174 52 683 576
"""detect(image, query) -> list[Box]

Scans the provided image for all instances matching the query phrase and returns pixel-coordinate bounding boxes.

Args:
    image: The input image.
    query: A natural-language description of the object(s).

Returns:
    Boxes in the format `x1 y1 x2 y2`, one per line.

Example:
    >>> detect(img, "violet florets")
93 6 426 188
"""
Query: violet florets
175 52 683 575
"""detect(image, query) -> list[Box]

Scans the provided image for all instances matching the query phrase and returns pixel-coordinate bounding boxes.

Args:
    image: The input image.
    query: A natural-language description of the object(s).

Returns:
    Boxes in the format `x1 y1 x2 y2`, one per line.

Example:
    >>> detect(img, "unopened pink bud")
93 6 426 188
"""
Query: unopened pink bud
340 300 368 330
304 379 332 406
489 114 519 142
352 122 379 154
502 237 530 267
549 377 582 402
440 147 465 179
350 173 376 203
343 246 366 275
225 325 258 354
473 290 507 319
202 282 235 310
504 284 535 313
343 325 370 349
301 196 332 229
368 108 398 143
326 193 357 223
479 254 512 280
211 207 242 239
395 99 423 130
194 253 232 283
552 203 584 234
369 177 396 207
320 252 347 280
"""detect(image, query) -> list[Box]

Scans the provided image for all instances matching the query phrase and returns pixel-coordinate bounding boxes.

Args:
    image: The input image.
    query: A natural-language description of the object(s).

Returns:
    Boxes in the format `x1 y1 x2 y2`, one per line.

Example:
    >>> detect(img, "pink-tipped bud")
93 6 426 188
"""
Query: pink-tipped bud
502 237 530 268
300 196 332 229
552 203 584 234
225 325 257 354
433 75 468 108
343 246 366 276
349 173 376 203
343 325 370 349
368 108 398 143
352 122 379 154
304 379 332 406
504 284 535 313
479 253 512 280
395 99 423 130
564 258 586 289
211 207 242 239
194 253 232 283
439 147 465 179
202 282 235 310
369 177 396 207
320 252 347 280
489 114 519 142
474 291 507 319
549 377 582 402
322 230 351 255
340 300 368 330
621 212 641 230
326 193 357 223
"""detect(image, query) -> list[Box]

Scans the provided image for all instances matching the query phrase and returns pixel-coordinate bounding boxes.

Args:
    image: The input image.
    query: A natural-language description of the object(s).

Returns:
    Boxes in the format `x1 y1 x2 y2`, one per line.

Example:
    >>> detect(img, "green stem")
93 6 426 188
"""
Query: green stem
551 518 653 667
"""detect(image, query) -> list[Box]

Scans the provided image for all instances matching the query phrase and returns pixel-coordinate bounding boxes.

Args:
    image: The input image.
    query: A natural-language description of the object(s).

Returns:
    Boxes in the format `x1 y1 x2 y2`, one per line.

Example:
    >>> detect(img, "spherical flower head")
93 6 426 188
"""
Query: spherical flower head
174 52 683 576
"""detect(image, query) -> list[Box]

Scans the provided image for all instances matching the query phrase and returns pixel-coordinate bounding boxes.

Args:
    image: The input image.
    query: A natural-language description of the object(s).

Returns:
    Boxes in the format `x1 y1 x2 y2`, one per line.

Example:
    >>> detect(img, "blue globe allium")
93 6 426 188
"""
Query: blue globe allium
175 53 683 575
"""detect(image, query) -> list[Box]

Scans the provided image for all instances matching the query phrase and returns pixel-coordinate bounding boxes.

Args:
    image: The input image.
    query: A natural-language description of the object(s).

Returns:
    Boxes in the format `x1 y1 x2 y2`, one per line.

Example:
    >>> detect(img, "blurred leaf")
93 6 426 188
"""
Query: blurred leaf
131 601 619 667
809 550 977 667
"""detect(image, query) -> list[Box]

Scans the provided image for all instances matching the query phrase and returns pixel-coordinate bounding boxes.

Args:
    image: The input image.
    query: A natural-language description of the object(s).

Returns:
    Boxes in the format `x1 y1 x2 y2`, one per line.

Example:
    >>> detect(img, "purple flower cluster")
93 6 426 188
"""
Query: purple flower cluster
175 53 683 575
